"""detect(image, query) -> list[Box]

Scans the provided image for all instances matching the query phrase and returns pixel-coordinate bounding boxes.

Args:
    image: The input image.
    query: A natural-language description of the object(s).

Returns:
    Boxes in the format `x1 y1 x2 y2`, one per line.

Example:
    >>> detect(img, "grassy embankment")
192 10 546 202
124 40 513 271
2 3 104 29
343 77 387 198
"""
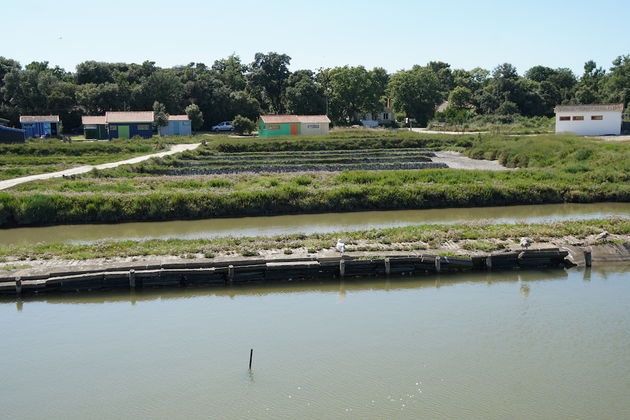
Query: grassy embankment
0 138 168 180
0 131 628 227
0 218 627 261
428 115 554 134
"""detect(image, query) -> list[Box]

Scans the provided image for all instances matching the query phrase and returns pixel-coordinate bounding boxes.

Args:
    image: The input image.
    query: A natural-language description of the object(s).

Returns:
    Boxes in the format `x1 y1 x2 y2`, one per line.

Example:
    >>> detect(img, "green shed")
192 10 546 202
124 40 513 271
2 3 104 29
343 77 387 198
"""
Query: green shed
82 116 108 140
258 115 330 137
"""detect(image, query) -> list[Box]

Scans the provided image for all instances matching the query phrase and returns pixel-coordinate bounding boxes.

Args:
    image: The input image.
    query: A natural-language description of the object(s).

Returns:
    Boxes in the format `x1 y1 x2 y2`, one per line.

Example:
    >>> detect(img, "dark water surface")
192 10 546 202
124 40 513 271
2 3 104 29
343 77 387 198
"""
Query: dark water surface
1 266 629 419
1 202 628 246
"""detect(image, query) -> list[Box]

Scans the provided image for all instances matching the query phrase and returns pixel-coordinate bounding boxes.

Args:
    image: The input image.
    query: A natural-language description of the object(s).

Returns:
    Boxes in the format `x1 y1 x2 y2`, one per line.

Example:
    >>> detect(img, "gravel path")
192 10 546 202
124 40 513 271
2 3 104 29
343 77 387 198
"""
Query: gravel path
432 151 509 170
0 143 201 190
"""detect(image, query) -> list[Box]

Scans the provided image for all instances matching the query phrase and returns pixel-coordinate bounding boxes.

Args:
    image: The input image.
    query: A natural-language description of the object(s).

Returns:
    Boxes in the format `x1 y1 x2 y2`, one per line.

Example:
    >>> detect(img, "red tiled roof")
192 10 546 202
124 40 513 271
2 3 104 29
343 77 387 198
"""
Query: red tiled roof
106 111 154 123
20 115 60 123
260 115 330 124
168 115 190 121
82 116 107 125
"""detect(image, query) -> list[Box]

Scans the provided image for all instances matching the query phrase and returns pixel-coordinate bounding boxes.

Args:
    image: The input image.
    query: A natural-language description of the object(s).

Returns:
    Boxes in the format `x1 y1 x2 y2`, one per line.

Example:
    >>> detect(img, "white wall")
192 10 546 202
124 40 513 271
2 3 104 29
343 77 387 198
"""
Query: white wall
301 122 329 136
555 111 621 135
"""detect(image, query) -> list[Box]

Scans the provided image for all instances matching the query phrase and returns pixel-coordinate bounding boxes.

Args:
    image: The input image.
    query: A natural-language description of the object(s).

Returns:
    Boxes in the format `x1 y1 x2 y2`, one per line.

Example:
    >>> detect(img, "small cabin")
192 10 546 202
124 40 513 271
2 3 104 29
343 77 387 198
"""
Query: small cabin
20 115 62 138
105 111 154 139
554 104 624 136
82 116 108 140
158 115 192 136
258 115 330 137
0 125 25 143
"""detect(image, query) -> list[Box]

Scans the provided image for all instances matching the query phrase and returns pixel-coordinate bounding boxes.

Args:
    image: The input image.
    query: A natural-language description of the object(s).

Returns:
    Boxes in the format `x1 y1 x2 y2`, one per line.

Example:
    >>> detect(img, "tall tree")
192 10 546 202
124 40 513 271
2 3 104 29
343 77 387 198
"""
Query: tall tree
283 70 326 115
388 65 442 125
247 52 291 113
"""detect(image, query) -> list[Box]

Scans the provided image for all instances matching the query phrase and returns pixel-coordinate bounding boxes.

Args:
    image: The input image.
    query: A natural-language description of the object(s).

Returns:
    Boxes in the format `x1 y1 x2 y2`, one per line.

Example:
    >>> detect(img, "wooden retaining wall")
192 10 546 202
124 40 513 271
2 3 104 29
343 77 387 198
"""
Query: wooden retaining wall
0 248 573 297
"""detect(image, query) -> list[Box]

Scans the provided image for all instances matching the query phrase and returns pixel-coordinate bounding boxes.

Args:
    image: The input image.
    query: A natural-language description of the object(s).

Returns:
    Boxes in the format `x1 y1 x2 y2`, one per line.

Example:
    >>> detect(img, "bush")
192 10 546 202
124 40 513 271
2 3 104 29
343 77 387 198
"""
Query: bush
232 115 256 135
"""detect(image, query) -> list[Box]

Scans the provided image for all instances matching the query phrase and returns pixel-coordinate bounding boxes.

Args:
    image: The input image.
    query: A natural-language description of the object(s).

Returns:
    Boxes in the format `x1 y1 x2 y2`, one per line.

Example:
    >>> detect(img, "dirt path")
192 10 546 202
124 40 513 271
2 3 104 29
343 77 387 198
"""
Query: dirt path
0 143 201 190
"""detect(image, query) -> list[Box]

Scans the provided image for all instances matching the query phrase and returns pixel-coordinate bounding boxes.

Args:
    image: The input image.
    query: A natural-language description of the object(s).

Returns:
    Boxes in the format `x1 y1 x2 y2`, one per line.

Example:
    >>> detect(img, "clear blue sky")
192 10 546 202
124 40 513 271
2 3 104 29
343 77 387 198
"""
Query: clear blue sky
2 0 628 75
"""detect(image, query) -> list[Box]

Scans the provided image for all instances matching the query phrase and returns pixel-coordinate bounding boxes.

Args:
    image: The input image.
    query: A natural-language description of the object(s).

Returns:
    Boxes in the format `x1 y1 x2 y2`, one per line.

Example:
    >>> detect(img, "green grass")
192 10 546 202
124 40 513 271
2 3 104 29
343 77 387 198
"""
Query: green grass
0 218 625 261
1 131 628 227
0 138 170 180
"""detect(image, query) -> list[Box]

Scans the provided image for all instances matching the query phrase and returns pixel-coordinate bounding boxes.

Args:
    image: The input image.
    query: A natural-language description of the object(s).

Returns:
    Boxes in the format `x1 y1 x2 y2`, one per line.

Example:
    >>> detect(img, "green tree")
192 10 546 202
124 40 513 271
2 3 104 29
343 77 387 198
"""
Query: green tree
283 70 326 115
153 101 169 128
185 103 204 131
388 65 442 126
232 114 256 135
247 52 291 113
76 83 122 114
324 66 385 123
604 55 630 106
212 54 247 91
448 86 473 109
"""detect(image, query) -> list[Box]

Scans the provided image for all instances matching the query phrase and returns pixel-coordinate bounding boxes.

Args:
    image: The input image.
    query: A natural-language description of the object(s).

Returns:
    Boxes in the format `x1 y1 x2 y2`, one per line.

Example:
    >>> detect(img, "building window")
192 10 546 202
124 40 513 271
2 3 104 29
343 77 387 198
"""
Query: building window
559 116 570 121
591 115 603 120
137 124 151 130
572 116 584 121
307 124 320 129
383 113 389 120
109 125 117 131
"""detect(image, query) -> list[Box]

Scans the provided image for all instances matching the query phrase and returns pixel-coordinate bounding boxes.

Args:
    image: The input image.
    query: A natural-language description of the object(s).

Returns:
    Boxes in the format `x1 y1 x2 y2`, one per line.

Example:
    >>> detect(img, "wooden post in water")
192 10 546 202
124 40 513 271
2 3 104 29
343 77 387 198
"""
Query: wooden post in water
128 269 136 289
228 265 234 283
15 277 22 296
434 256 441 273
584 249 592 267
384 258 391 275
249 349 253 370
339 260 345 278
486 255 493 270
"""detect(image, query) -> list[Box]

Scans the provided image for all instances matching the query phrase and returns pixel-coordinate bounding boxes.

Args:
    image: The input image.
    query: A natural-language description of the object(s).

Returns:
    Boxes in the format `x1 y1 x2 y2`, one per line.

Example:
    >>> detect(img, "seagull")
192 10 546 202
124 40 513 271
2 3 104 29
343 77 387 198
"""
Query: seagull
596 231 609 241
520 237 532 249
336 239 346 255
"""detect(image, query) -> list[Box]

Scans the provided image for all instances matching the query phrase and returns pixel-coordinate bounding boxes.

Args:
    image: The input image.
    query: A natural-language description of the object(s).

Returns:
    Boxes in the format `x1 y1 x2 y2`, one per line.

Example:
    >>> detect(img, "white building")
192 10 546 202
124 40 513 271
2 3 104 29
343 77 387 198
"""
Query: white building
554 104 623 136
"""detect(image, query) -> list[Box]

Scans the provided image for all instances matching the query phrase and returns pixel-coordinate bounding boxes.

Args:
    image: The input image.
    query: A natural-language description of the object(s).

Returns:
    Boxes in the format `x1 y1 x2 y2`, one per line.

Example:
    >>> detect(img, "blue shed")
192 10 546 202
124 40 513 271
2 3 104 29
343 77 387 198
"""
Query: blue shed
105 111 154 139
0 125 26 143
158 115 192 136
20 115 62 138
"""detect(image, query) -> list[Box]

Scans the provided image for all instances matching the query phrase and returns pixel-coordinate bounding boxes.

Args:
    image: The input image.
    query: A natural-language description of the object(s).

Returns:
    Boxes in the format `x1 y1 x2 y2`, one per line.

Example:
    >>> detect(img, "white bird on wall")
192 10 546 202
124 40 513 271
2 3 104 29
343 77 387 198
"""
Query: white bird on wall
596 231 609 241
520 237 532 249
336 239 346 255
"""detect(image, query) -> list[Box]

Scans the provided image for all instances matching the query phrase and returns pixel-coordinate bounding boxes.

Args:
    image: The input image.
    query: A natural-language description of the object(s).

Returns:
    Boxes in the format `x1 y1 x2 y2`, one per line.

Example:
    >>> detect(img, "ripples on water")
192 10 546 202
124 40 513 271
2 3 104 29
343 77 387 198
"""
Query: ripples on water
1 266 629 419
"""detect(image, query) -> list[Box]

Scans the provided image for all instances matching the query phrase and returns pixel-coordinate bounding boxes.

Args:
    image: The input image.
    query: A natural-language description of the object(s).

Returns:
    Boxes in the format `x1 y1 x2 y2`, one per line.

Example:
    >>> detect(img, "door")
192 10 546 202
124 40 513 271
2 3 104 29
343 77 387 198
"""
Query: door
118 125 130 138
290 124 298 136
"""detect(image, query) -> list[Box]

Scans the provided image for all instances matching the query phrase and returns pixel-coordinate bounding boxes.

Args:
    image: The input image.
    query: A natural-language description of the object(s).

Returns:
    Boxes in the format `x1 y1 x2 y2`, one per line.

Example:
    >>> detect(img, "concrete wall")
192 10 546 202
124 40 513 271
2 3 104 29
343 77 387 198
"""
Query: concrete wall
300 122 329 136
555 111 622 135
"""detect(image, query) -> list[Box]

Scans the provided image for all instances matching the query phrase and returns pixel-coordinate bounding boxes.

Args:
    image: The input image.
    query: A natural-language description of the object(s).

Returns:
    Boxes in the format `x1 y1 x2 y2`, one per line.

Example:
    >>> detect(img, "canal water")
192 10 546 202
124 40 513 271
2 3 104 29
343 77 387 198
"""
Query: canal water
1 266 628 419
1 202 628 246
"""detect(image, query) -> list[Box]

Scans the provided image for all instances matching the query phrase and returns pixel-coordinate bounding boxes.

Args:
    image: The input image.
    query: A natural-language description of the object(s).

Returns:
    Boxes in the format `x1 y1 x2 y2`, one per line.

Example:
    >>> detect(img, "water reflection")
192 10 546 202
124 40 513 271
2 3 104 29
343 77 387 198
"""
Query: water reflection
0 267 579 308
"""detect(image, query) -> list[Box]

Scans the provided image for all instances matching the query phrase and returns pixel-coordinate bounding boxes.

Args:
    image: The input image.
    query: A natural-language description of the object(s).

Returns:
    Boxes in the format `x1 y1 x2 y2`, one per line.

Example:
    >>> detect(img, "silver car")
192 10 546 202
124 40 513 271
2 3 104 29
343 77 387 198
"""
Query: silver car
211 121 233 132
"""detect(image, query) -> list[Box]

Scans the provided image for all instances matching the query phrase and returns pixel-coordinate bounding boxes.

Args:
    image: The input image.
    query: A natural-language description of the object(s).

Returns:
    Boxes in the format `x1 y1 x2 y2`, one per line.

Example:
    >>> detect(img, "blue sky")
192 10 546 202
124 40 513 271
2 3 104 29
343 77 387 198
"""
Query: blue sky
2 0 628 75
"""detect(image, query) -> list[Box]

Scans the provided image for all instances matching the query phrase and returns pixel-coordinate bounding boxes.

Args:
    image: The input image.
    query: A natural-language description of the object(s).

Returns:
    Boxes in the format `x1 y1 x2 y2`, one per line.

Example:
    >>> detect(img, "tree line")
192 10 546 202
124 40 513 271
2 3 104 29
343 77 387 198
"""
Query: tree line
0 52 628 130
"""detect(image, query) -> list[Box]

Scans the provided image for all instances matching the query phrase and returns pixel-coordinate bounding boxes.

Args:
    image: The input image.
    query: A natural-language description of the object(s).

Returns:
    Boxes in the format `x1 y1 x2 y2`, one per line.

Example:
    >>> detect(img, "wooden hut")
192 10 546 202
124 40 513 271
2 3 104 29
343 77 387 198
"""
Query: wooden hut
82 116 108 140
258 115 330 137
158 115 192 136
0 125 26 143
105 111 154 139
20 115 62 138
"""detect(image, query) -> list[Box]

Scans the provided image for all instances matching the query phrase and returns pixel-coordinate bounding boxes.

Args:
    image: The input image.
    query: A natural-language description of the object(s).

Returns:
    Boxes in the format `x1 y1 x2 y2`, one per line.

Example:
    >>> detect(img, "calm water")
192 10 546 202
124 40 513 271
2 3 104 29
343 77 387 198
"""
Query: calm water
1 202 629 246
1 266 629 419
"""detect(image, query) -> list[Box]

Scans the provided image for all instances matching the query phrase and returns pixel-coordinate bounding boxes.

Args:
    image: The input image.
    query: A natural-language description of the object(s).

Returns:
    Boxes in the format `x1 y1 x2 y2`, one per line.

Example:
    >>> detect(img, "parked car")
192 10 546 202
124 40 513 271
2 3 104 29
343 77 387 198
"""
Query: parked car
211 121 233 132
